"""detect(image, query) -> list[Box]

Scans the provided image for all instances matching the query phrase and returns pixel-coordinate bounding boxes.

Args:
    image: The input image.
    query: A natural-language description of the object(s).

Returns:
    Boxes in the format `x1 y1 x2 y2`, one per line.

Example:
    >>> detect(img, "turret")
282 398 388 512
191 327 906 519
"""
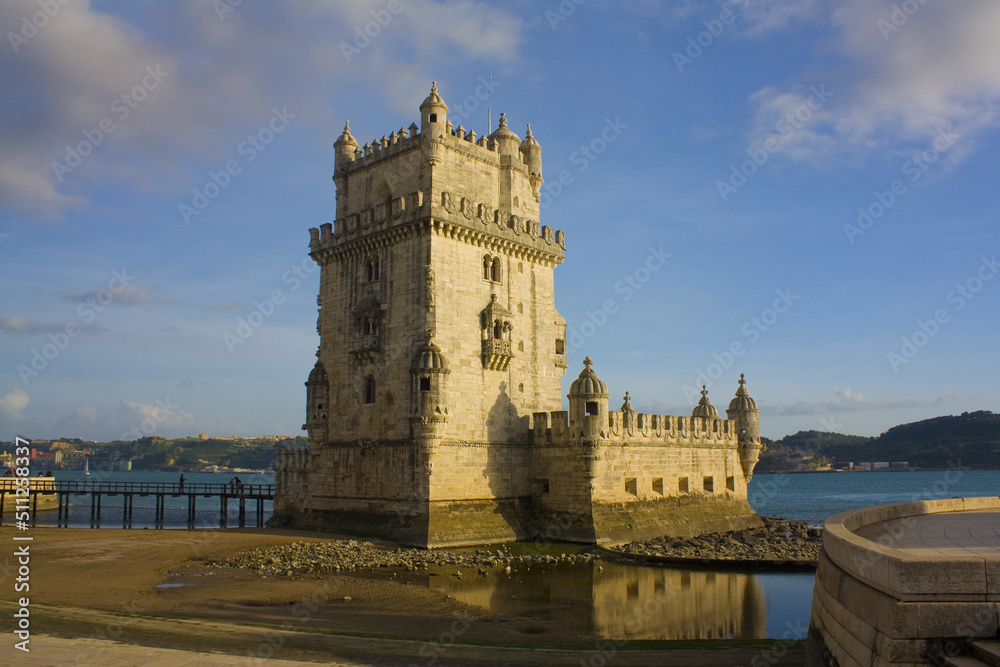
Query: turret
489 113 521 157
519 124 542 174
567 357 609 440
333 122 358 173
519 124 543 201
303 359 329 446
726 374 762 480
692 385 719 419
409 334 449 427
419 81 448 137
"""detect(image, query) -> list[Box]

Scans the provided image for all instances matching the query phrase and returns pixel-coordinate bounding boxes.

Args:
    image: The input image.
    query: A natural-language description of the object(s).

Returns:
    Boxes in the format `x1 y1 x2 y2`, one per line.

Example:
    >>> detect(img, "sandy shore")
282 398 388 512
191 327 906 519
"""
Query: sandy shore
2 526 806 665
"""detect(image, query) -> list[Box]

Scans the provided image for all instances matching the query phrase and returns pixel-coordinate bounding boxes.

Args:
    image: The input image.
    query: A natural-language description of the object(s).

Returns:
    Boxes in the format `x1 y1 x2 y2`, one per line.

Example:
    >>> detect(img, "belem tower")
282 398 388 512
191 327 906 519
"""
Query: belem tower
270 83 764 548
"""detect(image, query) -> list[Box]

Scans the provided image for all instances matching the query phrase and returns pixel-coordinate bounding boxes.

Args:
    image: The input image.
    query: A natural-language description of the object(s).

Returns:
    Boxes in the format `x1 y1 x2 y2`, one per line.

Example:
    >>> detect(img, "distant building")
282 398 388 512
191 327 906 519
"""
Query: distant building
198 433 208 440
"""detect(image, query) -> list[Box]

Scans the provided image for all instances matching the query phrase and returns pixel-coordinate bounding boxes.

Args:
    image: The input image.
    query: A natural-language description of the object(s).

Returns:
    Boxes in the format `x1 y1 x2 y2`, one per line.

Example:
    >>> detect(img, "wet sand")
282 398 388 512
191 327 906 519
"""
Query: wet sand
2 526 805 665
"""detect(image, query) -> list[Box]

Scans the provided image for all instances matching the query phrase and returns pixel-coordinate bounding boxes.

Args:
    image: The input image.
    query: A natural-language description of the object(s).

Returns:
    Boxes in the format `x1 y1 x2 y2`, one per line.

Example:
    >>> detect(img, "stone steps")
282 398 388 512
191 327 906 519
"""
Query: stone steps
972 641 1000 666
946 641 1000 667
946 658 990 667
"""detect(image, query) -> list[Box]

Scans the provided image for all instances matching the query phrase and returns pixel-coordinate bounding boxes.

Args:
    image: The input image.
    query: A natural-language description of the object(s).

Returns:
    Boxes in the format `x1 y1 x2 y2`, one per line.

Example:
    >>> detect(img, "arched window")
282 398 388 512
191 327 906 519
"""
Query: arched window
363 375 376 404
490 257 502 283
365 254 380 282
482 255 491 280
493 320 502 340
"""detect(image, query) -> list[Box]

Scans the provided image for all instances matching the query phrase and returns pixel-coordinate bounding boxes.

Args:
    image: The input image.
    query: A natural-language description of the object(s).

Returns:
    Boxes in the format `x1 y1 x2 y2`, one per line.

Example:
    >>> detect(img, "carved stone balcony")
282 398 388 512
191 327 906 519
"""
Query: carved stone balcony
482 338 513 371
350 334 380 361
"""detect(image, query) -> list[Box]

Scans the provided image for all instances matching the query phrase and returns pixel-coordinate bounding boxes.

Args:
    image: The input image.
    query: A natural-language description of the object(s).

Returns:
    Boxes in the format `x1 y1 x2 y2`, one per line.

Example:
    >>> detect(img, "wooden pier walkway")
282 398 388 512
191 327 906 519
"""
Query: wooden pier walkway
0 480 274 528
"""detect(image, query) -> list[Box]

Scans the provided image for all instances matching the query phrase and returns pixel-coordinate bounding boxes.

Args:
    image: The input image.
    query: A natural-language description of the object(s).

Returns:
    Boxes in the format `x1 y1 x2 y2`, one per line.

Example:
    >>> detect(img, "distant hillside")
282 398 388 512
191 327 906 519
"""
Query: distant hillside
758 410 1000 471
89 436 306 471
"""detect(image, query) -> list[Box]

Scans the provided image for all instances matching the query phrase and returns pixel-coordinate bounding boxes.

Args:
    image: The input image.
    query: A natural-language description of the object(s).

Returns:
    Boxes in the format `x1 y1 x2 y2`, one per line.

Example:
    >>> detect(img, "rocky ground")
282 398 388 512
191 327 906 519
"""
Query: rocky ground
213 539 597 577
214 517 821 576
610 517 822 563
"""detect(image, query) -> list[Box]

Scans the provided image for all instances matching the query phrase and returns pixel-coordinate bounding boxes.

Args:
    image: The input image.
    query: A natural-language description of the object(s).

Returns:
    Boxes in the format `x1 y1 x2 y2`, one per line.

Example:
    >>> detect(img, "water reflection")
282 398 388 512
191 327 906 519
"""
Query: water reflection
426 560 767 640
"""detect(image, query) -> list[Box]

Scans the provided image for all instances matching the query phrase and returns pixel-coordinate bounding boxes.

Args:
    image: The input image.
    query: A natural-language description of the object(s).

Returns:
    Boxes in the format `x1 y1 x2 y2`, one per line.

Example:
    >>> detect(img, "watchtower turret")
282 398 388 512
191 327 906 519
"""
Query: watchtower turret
333 122 358 173
519 124 543 201
568 357 609 440
303 360 329 446
489 113 521 157
691 385 719 418
726 374 762 480
420 81 448 137
409 334 449 426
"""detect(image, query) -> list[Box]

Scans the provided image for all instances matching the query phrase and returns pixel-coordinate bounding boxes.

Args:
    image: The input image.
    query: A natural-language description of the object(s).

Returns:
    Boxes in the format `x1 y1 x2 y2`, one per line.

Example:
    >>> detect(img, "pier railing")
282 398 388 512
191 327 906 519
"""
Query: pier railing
0 480 274 528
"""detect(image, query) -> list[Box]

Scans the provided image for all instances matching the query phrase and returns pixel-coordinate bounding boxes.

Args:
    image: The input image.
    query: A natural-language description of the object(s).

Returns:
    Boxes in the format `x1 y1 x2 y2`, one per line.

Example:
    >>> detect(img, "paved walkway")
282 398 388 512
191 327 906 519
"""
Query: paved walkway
26 635 364 666
853 508 1000 558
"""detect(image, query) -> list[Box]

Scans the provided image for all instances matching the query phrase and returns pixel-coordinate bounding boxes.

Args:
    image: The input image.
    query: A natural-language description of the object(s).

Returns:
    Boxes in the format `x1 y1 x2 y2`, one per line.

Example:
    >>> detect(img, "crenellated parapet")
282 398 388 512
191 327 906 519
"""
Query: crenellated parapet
531 410 738 449
318 83 561 268
308 189 428 264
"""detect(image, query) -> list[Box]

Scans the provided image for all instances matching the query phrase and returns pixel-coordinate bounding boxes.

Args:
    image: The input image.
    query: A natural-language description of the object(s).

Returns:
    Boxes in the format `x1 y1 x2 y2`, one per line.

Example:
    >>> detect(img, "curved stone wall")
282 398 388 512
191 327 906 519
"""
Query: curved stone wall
806 496 1000 666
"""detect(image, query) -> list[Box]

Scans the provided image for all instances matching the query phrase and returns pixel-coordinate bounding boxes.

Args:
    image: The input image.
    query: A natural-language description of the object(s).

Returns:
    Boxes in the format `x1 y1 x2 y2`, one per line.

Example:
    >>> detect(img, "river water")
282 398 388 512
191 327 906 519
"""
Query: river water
19 469 1000 641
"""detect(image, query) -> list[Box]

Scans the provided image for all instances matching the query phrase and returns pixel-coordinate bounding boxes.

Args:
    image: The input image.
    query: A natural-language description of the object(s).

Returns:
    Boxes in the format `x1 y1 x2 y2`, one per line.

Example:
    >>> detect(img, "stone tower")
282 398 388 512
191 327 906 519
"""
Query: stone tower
274 83 569 546
273 82 763 547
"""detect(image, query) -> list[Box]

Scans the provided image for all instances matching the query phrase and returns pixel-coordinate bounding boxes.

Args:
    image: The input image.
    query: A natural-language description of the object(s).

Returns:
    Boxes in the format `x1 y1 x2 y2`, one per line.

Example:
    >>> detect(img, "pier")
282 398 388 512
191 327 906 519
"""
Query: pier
0 480 274 529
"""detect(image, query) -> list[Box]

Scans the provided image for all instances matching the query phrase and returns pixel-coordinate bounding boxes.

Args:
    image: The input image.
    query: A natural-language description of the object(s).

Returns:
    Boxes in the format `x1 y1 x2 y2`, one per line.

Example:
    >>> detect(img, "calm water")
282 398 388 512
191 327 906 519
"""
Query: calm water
19 469 999 640
748 469 998 524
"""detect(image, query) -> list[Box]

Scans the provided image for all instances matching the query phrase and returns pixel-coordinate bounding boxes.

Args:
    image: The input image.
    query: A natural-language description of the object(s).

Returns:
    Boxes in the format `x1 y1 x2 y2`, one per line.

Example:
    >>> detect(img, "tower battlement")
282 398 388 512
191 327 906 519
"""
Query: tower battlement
531 410 738 448
308 187 565 265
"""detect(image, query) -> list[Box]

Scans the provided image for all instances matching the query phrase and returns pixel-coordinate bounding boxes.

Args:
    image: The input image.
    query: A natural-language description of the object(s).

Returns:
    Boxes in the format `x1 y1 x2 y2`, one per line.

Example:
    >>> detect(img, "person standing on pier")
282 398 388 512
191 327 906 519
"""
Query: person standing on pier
179 474 186 491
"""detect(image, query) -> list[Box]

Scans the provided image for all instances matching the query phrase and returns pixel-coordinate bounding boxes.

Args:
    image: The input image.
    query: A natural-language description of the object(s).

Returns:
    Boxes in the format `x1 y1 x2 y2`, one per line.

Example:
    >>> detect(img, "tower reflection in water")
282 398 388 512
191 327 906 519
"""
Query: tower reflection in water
426 560 767 640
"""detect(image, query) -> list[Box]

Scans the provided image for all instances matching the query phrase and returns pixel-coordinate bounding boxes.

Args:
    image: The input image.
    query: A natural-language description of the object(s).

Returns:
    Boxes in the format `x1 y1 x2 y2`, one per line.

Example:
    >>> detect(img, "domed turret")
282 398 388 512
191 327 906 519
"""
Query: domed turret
727 374 759 413
412 339 448 373
726 374 762 481
519 124 542 177
568 357 609 435
489 113 521 157
420 81 448 137
304 359 329 445
410 335 449 422
569 356 608 397
692 386 719 418
333 122 358 172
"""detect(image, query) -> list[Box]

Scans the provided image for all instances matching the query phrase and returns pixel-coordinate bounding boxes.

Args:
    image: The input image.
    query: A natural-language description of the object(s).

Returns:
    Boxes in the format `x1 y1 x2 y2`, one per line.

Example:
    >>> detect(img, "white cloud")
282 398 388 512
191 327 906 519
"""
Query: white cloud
111 399 195 439
0 388 30 420
0 0 526 221
778 386 952 416
60 405 98 432
744 1 1000 164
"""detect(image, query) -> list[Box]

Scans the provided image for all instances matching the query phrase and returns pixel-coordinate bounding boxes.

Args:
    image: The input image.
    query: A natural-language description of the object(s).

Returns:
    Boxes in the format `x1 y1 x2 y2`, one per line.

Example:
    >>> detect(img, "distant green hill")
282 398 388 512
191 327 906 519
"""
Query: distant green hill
88 436 306 472
758 410 1000 471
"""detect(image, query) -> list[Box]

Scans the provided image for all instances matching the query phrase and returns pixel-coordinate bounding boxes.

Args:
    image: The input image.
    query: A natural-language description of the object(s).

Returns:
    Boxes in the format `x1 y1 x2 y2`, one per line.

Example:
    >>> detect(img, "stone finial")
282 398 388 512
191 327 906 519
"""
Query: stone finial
701 385 709 399
431 81 437 94
525 124 533 138
498 112 507 128
583 356 592 369
621 391 634 412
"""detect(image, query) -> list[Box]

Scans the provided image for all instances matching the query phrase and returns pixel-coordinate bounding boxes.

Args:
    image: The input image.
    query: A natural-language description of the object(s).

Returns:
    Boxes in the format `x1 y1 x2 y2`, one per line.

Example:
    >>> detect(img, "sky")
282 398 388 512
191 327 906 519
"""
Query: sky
1 0 998 443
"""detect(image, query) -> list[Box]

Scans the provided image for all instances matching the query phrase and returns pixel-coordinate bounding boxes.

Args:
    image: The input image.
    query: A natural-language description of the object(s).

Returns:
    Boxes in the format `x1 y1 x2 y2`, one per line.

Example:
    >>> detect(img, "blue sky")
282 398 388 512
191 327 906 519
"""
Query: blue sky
2 0 998 442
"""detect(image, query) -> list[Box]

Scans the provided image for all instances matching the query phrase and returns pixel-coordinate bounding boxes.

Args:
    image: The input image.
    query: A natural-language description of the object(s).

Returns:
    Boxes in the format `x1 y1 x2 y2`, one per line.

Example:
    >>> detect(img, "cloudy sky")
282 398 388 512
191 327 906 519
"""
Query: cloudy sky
2 0 998 442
